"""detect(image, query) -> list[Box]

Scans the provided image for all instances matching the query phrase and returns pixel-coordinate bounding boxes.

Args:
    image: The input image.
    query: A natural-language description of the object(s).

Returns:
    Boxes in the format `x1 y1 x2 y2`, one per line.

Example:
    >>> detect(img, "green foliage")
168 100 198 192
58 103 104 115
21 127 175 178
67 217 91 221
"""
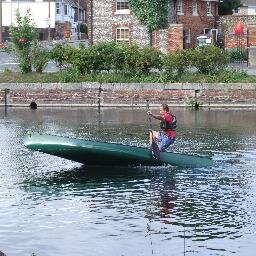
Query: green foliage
90 42 125 72
137 46 162 72
59 68 81 83
227 49 247 62
121 44 161 73
128 0 168 31
70 47 92 74
217 68 248 83
31 41 50 72
50 43 75 70
218 0 241 15
9 10 38 73
0 67 253 83
162 49 192 75
61 42 161 74
191 45 228 74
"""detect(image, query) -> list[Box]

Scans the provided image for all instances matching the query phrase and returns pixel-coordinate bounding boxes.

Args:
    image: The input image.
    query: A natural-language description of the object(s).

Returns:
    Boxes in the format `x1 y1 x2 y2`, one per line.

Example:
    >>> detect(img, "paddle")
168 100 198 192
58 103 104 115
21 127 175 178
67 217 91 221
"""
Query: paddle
146 100 160 160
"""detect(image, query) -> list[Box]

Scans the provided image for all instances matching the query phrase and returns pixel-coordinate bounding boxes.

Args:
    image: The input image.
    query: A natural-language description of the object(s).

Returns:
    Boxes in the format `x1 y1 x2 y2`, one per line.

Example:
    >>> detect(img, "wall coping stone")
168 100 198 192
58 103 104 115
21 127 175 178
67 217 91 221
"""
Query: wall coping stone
0 83 256 91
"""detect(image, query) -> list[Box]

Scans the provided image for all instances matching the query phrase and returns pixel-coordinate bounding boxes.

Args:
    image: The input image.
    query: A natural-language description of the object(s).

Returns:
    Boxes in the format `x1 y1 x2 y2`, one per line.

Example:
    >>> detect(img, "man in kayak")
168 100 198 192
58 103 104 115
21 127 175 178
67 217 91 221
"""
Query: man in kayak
147 103 176 152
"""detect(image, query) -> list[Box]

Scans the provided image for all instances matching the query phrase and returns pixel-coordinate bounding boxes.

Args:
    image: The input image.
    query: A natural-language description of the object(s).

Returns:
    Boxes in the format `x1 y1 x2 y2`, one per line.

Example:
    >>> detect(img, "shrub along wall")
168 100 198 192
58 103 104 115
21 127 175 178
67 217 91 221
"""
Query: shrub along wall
0 83 256 107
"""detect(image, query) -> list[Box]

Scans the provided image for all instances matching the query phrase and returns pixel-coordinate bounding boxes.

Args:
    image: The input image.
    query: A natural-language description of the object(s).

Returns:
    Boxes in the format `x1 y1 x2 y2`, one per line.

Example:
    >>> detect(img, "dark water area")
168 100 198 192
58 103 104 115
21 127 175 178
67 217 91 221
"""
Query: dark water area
0 107 256 256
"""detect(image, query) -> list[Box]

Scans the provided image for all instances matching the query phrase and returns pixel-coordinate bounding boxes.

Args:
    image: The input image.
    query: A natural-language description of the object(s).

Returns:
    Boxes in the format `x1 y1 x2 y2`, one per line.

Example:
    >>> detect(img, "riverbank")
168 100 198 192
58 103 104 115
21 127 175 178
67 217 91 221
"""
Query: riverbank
0 82 256 108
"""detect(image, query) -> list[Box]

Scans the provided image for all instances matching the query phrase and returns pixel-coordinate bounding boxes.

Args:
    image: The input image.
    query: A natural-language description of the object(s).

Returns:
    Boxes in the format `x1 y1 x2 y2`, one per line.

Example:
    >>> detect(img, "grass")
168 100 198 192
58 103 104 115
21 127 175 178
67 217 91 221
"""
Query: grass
0 68 256 83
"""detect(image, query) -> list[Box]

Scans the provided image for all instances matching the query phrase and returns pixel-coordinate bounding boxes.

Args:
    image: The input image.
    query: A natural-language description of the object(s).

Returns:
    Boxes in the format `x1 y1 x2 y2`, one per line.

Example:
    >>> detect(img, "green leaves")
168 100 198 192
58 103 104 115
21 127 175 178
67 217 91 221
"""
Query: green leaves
128 0 169 31
218 0 241 15
9 10 38 73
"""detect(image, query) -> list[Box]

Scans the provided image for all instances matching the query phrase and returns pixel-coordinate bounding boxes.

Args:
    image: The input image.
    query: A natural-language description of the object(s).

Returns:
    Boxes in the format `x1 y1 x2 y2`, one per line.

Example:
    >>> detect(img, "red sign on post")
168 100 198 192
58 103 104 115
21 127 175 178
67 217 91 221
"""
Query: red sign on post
234 20 244 36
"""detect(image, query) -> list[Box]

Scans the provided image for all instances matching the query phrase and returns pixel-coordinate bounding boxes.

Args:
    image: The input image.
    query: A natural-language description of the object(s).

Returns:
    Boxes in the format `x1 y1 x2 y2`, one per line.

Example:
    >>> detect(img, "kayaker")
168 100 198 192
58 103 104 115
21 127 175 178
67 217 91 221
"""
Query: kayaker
147 103 176 151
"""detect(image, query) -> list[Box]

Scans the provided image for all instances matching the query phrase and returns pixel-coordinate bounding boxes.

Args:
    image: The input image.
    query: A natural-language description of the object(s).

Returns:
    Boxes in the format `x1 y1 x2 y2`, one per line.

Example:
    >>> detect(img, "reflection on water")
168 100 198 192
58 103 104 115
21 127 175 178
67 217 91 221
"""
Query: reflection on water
0 107 256 256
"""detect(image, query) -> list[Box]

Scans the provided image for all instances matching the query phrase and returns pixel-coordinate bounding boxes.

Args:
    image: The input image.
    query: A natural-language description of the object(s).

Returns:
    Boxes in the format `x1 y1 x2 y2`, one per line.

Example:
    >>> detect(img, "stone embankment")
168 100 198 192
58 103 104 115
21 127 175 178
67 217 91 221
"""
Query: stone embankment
0 83 256 108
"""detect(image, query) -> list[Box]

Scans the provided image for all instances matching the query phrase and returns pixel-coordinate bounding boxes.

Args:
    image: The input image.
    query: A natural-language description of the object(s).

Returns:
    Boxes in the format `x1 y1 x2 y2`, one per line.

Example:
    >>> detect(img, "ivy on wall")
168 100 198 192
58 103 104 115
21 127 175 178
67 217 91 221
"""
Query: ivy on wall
128 0 169 32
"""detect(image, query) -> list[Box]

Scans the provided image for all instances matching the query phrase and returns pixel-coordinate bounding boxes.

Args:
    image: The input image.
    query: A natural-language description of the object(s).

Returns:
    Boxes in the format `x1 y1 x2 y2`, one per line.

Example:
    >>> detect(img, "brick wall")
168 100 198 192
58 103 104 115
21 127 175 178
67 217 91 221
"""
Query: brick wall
177 0 218 47
168 24 184 52
1 83 256 107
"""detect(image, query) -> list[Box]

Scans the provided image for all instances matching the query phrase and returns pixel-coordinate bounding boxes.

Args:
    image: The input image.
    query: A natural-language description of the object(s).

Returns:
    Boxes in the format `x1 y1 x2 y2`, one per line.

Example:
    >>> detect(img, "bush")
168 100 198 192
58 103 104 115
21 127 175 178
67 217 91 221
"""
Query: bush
121 44 162 73
50 43 75 70
31 42 50 72
70 46 92 74
191 45 228 74
162 49 192 75
9 10 38 73
228 49 247 62
89 42 125 72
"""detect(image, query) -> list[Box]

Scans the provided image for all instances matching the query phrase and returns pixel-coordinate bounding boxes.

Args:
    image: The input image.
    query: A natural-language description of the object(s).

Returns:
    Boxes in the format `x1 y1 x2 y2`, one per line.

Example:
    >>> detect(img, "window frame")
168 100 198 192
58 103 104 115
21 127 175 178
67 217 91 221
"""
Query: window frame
116 27 130 43
177 0 183 15
206 1 212 16
192 0 198 16
115 0 130 14
56 2 60 15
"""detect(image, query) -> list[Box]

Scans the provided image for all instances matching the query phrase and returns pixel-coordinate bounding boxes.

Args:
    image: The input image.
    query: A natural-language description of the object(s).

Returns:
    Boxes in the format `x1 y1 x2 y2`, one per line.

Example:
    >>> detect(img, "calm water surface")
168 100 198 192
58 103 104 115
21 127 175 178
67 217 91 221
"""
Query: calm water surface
0 107 256 256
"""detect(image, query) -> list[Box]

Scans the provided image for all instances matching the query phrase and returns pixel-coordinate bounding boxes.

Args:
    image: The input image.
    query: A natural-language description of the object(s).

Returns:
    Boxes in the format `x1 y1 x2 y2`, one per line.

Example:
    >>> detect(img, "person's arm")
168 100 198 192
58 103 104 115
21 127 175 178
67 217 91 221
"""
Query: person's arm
147 111 164 121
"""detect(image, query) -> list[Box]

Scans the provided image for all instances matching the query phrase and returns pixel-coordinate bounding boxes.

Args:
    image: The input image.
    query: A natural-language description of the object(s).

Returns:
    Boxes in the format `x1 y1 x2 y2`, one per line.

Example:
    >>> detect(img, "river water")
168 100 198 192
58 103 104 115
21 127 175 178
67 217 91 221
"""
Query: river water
0 107 256 256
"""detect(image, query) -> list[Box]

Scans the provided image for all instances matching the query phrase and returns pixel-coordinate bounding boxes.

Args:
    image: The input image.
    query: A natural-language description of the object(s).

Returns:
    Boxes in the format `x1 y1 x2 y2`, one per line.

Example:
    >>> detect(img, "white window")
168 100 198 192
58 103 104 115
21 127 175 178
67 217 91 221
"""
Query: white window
206 1 212 16
115 0 130 14
177 0 183 15
64 4 68 15
56 3 60 15
116 27 130 43
192 0 198 15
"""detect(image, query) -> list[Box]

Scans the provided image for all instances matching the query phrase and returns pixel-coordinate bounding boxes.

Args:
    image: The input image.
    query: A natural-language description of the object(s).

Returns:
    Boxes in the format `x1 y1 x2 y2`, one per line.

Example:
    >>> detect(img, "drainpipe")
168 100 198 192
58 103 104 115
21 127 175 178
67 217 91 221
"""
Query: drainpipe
0 0 2 44
90 0 93 45
48 0 51 42
4 88 10 108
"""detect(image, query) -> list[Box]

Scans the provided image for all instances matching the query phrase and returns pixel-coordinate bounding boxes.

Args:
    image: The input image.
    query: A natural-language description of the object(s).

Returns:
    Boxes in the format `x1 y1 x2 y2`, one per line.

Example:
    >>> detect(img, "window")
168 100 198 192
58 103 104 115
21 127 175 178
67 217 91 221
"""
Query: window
116 0 129 10
192 0 198 15
115 0 130 14
177 0 183 15
116 27 130 43
56 2 60 15
64 4 68 15
184 29 191 44
206 1 211 15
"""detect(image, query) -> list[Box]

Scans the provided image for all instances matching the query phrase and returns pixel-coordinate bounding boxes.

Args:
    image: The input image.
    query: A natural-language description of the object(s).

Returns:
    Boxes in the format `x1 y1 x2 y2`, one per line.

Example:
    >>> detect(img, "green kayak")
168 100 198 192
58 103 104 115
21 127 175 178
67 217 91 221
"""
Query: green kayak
24 133 213 168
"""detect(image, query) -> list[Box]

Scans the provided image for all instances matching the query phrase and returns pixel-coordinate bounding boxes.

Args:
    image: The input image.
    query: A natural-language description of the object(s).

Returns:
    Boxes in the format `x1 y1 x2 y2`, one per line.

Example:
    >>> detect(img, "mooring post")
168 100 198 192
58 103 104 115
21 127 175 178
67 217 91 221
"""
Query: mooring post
194 89 200 110
4 88 10 107
98 84 103 108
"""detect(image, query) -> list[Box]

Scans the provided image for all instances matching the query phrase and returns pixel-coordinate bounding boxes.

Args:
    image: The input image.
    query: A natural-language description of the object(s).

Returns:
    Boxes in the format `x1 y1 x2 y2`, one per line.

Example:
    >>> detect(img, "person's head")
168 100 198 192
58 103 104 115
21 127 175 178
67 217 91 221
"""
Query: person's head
160 103 169 114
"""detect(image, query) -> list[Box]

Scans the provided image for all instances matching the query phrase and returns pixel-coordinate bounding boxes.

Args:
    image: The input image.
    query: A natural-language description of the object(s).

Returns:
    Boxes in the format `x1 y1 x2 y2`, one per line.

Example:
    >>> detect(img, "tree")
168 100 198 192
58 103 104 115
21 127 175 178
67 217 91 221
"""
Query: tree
128 0 169 45
218 0 241 15
9 10 38 73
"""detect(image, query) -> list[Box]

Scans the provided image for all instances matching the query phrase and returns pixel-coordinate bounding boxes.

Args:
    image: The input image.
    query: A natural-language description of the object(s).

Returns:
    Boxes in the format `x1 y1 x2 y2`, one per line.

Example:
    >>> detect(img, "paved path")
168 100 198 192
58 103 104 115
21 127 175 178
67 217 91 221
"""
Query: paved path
230 62 256 76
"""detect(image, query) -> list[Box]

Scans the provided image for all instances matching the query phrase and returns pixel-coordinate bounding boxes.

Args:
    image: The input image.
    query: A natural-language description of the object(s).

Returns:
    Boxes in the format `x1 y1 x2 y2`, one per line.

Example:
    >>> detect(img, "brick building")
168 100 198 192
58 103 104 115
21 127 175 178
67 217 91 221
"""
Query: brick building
85 0 219 52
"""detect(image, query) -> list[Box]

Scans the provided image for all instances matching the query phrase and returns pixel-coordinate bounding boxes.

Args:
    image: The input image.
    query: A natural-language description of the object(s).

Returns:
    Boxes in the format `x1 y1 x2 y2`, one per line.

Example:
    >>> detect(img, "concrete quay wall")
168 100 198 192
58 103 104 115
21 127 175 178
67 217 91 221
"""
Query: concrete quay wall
0 83 256 108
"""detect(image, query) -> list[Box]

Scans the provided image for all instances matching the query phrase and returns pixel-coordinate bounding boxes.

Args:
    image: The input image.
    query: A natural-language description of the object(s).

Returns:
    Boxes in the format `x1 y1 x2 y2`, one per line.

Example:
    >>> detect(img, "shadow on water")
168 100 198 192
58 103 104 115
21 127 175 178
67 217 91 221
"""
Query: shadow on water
20 164 178 192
